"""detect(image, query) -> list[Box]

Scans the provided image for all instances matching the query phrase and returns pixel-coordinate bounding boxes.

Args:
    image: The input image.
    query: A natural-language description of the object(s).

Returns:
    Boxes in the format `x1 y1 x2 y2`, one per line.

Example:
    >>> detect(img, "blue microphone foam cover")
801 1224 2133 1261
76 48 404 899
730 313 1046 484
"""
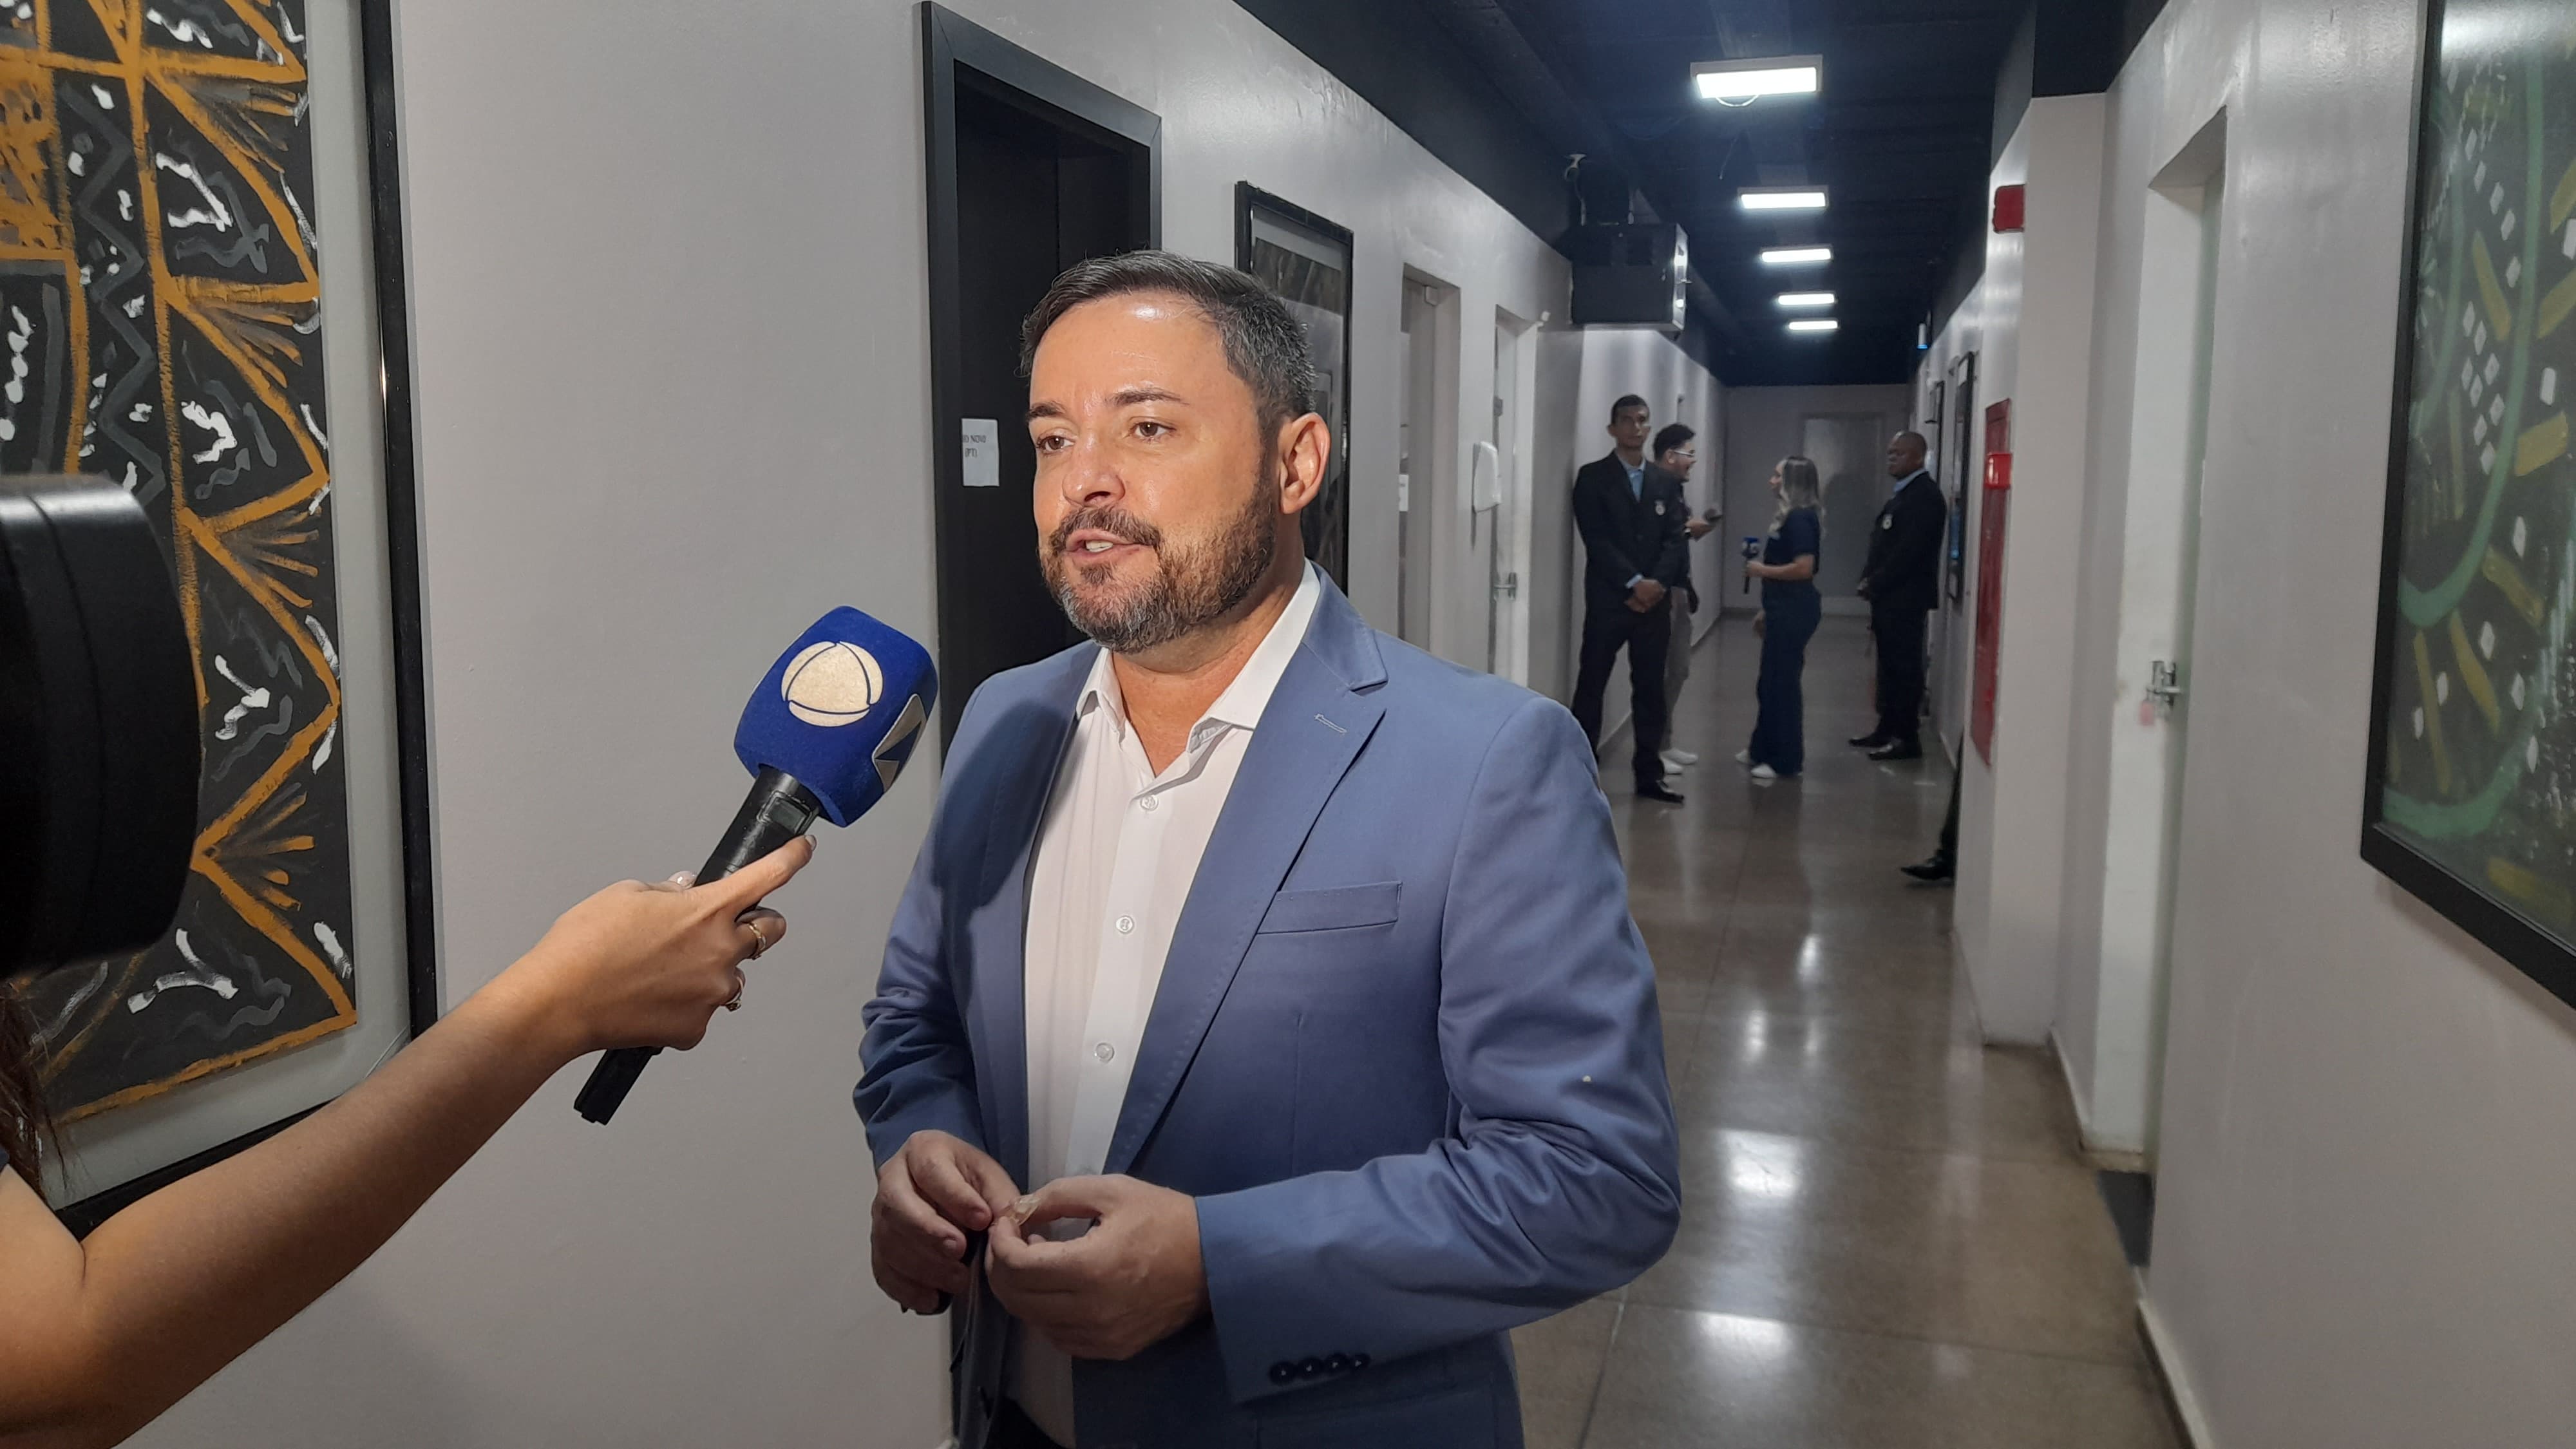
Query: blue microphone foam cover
733 608 938 827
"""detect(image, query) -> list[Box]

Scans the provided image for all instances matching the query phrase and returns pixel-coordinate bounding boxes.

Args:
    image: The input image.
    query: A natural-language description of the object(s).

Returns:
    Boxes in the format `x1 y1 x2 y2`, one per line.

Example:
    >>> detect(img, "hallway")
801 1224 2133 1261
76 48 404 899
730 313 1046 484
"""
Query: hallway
1516 616 2177 1448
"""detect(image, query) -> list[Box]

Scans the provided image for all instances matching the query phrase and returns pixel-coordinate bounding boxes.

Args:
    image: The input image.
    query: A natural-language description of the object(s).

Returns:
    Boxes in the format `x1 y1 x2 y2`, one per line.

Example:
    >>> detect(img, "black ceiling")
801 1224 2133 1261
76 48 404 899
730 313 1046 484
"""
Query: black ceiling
1509 0 2029 384
1238 0 2038 386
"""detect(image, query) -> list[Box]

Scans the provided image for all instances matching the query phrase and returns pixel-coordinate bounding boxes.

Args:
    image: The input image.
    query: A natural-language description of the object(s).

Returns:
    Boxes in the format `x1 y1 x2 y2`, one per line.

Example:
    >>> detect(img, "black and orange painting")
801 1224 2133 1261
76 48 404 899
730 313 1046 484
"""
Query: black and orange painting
1 0 357 1119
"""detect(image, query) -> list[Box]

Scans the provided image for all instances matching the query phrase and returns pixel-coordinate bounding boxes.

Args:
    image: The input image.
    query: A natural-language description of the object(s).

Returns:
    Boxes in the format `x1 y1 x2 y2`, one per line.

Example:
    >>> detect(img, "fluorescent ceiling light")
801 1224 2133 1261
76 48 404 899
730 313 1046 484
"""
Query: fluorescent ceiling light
1692 56 1823 102
1740 187 1828 212
1786 319 1839 334
1759 246 1832 265
1775 292 1836 308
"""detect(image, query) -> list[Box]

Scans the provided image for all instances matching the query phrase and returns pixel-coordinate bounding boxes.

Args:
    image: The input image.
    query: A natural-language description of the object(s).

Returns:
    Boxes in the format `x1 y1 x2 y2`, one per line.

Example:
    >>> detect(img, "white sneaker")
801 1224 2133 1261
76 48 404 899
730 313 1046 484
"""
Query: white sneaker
1734 750 1753 766
1663 748 1700 766
1750 764 1779 781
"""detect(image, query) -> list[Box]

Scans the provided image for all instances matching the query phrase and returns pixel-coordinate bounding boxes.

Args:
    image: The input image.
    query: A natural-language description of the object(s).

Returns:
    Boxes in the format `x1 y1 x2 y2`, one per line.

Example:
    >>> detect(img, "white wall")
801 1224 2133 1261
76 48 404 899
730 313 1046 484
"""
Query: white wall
1919 95 2107 1050
2098 0 2576 1443
132 2 1596 1444
1926 0 2576 1441
1718 383 1913 615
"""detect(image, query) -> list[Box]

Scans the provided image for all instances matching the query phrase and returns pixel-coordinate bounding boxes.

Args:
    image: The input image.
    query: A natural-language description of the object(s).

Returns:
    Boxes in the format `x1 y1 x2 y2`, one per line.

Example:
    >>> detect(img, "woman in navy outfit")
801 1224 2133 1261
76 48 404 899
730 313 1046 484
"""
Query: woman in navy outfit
1741 455 1824 780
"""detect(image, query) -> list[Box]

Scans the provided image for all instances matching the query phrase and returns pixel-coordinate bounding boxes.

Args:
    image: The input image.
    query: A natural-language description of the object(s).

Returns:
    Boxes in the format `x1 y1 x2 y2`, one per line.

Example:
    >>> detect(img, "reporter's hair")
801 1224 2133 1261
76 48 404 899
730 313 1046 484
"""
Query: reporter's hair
1653 423 1696 459
1019 251 1317 438
1610 394 1649 424
1 994 52 1191
1773 454 1824 534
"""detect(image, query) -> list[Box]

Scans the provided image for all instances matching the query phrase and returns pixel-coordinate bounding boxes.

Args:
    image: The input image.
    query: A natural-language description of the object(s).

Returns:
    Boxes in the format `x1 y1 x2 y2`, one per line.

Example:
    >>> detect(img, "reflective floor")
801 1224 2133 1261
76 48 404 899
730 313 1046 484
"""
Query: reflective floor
1515 615 2178 1449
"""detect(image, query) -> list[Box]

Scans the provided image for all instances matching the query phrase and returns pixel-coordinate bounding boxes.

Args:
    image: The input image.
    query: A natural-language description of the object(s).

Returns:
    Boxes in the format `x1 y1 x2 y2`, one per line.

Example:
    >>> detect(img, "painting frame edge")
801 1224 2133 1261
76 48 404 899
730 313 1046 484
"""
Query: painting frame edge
55 0 440 1236
2356 0 2576 1011
1234 181 1355 590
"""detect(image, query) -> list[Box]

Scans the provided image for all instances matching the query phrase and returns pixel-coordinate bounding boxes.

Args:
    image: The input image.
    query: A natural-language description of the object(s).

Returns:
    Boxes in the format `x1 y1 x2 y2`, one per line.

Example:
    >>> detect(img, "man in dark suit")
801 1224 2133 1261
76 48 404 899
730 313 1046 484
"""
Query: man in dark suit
1571 395 1690 802
1851 430 1947 761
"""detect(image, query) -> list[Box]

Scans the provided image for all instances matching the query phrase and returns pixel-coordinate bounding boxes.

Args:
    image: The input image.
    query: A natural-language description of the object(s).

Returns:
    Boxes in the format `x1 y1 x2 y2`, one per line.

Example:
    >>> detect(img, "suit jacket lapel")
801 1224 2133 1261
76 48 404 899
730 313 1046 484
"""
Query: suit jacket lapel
966 650 1089 1189
1102 587 1387 1175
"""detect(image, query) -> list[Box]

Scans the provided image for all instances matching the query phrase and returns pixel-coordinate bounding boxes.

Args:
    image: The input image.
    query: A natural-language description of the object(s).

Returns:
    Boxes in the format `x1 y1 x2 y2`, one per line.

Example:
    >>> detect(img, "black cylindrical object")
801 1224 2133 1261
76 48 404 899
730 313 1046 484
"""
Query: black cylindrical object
573 766 821 1124
0 477 198 976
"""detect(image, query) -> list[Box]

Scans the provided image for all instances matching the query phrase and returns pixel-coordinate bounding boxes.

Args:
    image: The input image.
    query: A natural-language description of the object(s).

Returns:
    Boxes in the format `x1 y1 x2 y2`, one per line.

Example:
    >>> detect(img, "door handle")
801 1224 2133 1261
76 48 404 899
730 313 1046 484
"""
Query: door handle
2146 659 2184 707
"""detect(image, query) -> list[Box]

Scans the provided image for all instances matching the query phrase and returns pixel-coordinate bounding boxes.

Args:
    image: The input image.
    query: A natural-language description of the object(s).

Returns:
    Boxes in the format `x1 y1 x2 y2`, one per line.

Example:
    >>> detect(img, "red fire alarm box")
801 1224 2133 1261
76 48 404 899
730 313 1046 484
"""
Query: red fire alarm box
1970 400 2012 765
1992 183 2025 233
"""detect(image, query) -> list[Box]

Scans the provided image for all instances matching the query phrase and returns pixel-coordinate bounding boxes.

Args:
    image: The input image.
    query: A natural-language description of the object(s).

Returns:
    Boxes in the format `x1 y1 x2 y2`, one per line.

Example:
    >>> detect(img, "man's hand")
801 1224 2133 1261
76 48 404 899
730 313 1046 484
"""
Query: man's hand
987 1175 1208 1360
1685 516 1714 540
1630 578 1667 610
871 1130 1019 1314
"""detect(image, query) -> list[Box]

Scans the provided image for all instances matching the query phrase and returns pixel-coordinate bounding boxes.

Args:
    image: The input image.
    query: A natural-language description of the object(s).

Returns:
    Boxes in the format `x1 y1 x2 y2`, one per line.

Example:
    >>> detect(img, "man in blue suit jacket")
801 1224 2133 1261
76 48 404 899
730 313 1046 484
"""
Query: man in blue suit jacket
857 252 1680 1449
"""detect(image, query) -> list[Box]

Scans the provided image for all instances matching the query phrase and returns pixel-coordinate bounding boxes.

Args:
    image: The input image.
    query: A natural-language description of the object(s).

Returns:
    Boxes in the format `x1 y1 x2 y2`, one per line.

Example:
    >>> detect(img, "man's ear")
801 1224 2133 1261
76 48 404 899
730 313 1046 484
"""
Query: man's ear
1276 413 1330 515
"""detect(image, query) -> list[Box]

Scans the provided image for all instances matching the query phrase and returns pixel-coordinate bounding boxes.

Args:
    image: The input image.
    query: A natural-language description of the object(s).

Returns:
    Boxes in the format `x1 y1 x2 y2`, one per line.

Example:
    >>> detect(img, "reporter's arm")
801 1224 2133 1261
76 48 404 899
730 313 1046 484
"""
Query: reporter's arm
0 838 809 1449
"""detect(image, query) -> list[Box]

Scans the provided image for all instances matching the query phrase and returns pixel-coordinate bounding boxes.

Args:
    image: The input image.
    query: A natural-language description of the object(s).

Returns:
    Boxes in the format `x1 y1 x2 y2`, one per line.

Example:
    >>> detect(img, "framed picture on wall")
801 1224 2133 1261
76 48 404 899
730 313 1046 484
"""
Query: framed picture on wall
1236 184 1353 588
0 0 435 1227
1946 352 1978 607
2361 0 2576 1007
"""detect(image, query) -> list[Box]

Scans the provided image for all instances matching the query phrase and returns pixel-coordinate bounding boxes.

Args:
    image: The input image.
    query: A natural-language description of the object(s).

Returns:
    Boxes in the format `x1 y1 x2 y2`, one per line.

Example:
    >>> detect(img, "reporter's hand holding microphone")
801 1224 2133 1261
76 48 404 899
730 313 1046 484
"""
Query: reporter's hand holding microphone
1 478 942 1449
486 840 809 1065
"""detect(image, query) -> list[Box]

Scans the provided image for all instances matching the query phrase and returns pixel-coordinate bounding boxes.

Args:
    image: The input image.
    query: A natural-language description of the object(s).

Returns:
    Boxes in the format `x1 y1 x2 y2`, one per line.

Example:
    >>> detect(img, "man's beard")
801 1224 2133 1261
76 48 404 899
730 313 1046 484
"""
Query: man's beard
1041 461 1280 654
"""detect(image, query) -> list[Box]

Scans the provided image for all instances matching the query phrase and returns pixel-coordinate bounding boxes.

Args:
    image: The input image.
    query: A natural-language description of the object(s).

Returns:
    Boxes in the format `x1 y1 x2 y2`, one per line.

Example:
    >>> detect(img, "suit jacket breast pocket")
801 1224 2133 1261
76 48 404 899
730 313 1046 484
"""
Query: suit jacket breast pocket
1255 882 1401 934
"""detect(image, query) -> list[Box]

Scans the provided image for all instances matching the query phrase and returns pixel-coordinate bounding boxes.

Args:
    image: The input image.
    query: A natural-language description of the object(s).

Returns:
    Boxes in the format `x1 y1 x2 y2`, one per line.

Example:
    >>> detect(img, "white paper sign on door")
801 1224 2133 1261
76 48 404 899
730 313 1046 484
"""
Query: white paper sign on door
961 419 1000 488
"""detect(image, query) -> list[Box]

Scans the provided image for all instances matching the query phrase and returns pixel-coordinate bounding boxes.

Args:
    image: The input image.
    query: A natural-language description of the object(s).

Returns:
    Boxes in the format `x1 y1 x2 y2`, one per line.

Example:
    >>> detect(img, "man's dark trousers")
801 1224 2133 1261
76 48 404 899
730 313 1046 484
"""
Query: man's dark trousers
1573 596 1672 789
1872 601 1929 745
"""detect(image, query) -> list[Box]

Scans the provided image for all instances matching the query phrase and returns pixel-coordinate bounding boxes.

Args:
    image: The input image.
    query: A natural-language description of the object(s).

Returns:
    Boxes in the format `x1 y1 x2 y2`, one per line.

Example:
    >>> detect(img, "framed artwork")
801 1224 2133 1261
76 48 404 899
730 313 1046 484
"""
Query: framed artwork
1235 184 1352 588
1946 352 1978 607
0 0 433 1226
2362 0 2576 1006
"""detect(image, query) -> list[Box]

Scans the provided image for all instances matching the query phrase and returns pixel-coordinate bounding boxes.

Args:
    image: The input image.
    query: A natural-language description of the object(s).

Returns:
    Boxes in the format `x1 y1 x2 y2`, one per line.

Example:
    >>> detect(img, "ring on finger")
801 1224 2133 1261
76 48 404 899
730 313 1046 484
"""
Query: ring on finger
724 967 746 1012
744 917 772 961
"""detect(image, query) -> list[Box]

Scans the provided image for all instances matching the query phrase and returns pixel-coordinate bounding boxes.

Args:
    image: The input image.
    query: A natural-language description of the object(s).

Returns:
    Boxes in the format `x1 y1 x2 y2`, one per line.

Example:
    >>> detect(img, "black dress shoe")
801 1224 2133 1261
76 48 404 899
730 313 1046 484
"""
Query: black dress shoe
1636 780 1686 804
1900 853 1955 882
1868 739 1924 761
1848 732 1892 749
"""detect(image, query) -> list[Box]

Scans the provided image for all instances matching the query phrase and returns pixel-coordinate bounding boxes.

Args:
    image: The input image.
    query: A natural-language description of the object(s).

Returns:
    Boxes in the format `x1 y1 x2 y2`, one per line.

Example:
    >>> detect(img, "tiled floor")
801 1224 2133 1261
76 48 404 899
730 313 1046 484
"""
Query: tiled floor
1514 615 2178 1449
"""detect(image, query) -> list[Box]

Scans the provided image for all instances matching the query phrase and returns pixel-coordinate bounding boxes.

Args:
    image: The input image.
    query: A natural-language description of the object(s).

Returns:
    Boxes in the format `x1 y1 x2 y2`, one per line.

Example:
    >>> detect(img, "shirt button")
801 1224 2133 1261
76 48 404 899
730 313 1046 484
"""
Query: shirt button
1115 914 1135 934
1269 1362 1296 1385
1094 1041 1115 1063
1139 795 1158 812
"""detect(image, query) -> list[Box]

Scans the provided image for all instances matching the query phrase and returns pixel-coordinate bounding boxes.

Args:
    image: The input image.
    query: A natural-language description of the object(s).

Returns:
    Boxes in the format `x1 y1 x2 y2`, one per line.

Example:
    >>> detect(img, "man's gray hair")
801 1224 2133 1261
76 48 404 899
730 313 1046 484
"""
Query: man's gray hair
1020 251 1318 436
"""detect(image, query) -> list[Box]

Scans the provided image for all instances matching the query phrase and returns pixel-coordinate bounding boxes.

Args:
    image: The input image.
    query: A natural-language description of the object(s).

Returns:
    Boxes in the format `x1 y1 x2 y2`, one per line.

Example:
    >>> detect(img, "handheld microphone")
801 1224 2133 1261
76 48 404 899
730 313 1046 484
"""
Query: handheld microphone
574 609 938 1124
1741 535 1761 594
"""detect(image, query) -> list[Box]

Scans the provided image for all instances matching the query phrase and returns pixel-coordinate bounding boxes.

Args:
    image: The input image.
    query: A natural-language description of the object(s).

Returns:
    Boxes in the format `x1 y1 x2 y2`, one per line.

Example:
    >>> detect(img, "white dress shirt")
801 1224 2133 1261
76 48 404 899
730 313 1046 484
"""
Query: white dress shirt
1012 563 1323 1443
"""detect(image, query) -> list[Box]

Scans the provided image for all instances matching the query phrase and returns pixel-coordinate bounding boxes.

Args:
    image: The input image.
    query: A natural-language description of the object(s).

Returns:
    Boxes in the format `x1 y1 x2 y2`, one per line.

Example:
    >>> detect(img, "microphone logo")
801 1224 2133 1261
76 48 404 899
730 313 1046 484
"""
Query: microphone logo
782 640 884 727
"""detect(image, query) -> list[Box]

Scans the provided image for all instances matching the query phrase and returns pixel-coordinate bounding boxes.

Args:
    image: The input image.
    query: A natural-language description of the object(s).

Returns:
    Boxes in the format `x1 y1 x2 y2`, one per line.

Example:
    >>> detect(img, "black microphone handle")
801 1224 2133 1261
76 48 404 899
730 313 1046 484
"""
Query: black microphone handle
574 766 822 1124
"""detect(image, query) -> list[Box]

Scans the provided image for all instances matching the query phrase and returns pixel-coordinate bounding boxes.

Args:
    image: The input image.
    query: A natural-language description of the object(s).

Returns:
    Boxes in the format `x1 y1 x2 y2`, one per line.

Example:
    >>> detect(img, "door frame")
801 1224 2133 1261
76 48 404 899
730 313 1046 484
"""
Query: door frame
1490 308 1539 684
922 3 1160 739
1397 270 1461 654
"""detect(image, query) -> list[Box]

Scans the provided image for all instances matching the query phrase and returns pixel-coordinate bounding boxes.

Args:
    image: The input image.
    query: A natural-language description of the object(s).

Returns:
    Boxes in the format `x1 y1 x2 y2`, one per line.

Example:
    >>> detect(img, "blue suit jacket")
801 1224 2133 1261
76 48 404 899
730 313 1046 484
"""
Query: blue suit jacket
857 580 1681 1449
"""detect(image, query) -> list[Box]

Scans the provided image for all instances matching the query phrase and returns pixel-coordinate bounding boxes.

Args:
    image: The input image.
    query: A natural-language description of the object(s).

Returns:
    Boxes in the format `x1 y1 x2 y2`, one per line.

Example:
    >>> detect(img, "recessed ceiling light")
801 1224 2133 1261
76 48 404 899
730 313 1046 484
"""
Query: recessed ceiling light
1786 319 1839 334
1692 57 1823 103
1759 247 1832 265
1740 187 1828 212
1776 292 1836 308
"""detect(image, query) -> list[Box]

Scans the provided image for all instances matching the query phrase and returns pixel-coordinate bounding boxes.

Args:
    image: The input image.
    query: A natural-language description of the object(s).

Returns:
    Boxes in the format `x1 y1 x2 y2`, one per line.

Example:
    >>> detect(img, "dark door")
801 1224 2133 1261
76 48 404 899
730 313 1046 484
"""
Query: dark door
924 5 1160 743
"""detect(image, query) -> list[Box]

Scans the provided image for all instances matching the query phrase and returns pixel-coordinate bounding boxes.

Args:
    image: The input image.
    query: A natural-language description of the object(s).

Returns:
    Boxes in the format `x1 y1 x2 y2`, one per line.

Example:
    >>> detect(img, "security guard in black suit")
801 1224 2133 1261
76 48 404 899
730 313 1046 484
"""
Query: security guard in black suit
1571 395 1691 802
1852 430 1948 761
